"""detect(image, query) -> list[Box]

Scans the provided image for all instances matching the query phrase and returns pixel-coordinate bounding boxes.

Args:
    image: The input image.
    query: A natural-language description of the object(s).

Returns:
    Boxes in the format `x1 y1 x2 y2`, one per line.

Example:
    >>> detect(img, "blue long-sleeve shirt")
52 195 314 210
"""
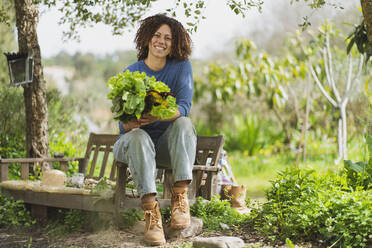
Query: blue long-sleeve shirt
119 59 193 142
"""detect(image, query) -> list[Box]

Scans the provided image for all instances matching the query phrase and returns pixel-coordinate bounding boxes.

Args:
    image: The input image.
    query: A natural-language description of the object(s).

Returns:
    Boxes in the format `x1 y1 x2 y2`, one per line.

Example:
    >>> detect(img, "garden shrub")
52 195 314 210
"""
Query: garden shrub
0 193 35 228
190 196 250 231
46 209 86 236
254 168 372 247
120 209 143 229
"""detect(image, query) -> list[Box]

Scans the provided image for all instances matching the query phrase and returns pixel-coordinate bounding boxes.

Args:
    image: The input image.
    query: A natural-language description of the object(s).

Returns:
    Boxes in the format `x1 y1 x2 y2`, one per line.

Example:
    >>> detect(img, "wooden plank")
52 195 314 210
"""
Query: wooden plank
90 133 117 146
43 158 82 162
1 163 8 182
0 157 81 163
0 158 43 163
1 188 115 212
88 146 100 178
99 145 111 178
193 165 220 172
21 163 29 180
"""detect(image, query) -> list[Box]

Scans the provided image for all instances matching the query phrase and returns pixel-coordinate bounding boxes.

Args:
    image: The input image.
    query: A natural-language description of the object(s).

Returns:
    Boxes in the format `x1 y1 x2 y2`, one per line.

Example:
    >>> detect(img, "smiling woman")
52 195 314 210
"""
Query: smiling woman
113 14 195 246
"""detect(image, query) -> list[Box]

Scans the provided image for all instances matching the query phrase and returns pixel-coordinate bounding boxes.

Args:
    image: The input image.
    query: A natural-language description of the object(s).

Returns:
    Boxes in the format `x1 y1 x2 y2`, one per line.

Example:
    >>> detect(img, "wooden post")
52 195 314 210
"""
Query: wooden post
60 161 68 173
30 204 47 224
163 170 173 199
1 163 9 181
115 162 127 212
204 172 218 200
21 163 29 180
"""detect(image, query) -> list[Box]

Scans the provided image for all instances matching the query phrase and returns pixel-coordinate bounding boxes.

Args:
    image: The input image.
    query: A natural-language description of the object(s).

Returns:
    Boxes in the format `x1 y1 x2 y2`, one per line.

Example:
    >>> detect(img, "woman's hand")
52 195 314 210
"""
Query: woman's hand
139 114 160 126
122 119 141 131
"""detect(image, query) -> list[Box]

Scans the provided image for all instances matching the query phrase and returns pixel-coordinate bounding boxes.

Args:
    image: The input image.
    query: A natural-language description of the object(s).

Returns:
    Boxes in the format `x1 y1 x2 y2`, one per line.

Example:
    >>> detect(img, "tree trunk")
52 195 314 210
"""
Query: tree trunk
340 105 347 160
14 0 50 170
337 117 343 163
361 0 372 49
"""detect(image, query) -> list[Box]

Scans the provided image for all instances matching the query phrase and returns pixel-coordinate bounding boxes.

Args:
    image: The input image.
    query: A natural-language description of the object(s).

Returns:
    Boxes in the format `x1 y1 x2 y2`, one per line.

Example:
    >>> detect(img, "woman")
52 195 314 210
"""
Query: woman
113 14 196 246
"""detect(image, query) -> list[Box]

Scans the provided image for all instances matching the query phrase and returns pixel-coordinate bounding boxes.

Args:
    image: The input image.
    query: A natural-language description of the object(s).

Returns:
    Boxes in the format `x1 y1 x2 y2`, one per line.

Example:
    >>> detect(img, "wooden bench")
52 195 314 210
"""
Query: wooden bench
0 132 224 216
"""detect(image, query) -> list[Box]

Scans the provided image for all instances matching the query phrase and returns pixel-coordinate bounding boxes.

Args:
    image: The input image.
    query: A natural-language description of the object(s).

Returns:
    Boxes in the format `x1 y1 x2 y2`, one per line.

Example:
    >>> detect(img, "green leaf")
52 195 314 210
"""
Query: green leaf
285 238 295 248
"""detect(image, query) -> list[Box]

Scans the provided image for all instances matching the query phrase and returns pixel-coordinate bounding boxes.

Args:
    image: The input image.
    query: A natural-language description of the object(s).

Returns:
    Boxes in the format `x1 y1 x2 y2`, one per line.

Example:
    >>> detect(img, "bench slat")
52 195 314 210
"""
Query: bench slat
99 145 111 178
193 165 220 172
88 146 100 178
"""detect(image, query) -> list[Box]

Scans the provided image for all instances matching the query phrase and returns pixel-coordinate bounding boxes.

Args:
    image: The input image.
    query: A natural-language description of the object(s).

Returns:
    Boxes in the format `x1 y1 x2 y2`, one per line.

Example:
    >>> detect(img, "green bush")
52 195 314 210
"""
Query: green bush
343 134 372 190
223 115 264 156
255 168 372 247
120 209 143 229
49 132 80 177
190 196 250 231
0 193 35 228
46 209 85 236
0 85 26 159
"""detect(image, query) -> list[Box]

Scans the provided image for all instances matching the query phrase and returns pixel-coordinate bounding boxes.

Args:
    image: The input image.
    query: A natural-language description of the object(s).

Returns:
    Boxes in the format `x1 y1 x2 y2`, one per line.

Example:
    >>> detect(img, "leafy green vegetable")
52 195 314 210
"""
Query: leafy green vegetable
107 70 177 123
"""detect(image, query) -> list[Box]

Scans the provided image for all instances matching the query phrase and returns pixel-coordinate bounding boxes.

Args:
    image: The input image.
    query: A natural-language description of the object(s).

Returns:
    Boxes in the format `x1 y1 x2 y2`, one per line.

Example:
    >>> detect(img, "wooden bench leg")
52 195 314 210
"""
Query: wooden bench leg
163 170 173 199
114 162 127 224
203 171 219 200
30 204 47 224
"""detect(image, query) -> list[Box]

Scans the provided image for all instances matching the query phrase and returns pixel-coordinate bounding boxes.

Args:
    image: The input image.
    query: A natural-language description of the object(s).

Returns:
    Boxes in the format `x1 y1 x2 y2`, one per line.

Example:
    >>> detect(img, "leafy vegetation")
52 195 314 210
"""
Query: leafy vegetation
0 193 35 228
45 209 86 236
107 70 177 123
190 196 250 231
254 168 372 247
120 209 143 229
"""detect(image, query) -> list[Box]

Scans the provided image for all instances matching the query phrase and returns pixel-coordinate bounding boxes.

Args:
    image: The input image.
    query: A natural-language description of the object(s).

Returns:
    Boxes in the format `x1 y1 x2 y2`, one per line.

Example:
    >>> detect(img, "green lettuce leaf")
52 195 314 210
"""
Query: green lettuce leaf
107 70 177 123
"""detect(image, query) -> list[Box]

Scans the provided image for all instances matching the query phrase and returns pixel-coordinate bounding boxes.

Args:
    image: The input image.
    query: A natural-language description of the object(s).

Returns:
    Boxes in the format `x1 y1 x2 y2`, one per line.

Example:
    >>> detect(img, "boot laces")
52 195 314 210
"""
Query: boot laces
144 208 161 230
172 192 187 213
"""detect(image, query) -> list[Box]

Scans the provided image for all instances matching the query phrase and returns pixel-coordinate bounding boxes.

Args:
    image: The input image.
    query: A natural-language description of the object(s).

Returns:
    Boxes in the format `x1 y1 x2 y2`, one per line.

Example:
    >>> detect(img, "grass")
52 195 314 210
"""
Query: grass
229 136 367 199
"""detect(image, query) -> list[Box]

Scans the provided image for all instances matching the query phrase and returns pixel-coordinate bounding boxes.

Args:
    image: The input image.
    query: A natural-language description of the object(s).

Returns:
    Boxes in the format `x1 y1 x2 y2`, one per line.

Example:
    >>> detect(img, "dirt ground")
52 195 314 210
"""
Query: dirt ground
0 207 310 248
0 224 313 248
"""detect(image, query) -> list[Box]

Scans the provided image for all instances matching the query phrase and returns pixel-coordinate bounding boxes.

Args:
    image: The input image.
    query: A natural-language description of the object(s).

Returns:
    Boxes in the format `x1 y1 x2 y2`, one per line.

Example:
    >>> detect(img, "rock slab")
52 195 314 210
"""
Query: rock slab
165 217 203 239
193 236 245 248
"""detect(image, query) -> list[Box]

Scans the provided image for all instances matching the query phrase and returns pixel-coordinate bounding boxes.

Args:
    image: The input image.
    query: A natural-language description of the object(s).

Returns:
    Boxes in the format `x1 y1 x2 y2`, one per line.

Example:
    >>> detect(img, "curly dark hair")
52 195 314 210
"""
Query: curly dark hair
134 14 192 61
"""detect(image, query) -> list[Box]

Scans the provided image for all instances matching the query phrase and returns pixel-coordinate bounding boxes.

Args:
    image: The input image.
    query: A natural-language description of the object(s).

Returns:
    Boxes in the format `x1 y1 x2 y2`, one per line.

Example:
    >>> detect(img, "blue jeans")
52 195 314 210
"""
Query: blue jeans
113 117 197 198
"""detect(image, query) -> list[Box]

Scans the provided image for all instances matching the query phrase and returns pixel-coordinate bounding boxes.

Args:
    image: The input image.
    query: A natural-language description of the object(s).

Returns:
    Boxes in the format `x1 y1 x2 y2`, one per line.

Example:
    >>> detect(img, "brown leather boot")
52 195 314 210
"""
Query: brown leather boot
221 185 250 214
142 201 166 246
229 185 247 210
170 186 190 229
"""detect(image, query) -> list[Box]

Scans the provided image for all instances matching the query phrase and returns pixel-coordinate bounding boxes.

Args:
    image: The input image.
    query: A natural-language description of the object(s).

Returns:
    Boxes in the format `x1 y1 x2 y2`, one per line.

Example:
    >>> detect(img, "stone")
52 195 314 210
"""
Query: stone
219 223 230 230
164 217 203 239
193 236 245 248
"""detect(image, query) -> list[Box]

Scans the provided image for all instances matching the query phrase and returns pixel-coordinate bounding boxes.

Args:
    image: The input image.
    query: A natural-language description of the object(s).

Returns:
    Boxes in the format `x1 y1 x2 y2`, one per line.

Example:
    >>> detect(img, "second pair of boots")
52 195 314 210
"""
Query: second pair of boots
221 184 250 214
142 186 190 246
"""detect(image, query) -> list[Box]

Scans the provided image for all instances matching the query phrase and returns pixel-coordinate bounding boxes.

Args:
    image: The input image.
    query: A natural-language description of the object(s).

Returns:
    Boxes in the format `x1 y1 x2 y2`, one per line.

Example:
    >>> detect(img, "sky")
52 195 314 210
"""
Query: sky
36 0 360 60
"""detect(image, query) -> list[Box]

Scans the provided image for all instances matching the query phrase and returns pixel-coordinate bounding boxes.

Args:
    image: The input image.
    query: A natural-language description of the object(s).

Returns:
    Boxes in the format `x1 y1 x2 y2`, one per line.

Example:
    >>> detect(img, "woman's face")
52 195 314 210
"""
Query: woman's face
148 24 172 59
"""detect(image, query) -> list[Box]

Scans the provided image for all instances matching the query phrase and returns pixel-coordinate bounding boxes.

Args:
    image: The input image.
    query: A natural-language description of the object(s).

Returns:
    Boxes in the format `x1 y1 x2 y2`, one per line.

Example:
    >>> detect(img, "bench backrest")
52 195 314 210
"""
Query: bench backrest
195 135 224 167
82 133 117 180
82 133 225 181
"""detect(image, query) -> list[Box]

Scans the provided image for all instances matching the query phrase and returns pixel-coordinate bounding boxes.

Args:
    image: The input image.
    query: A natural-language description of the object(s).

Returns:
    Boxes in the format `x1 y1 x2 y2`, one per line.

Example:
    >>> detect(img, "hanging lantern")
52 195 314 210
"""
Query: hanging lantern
4 52 34 87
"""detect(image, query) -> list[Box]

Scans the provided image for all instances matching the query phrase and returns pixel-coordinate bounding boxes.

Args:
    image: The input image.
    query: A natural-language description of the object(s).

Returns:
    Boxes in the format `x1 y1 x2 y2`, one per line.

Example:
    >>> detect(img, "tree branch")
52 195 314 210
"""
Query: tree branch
325 31 341 102
310 65 337 107
342 54 363 107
